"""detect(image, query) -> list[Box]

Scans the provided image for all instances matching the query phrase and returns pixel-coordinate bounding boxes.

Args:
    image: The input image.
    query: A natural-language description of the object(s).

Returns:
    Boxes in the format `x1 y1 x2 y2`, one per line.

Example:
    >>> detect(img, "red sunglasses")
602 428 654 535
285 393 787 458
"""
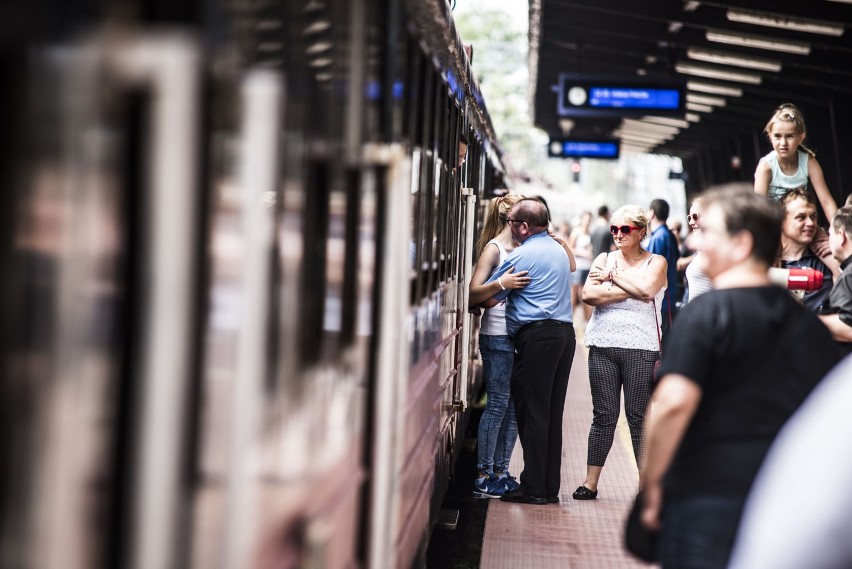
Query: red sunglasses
610 225 642 235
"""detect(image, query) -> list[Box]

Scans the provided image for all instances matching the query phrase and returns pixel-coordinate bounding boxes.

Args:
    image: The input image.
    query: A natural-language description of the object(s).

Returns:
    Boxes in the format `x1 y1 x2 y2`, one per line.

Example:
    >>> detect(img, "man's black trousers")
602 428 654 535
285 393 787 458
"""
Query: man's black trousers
510 320 576 499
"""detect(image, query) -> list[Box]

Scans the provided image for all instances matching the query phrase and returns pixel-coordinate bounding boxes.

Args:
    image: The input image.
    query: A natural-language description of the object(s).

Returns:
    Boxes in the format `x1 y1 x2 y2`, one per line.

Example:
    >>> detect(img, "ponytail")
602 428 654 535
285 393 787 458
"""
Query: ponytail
475 194 523 257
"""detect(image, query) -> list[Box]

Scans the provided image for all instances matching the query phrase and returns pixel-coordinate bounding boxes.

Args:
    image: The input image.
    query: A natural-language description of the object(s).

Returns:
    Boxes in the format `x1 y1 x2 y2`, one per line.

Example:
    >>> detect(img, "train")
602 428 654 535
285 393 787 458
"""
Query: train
0 0 506 568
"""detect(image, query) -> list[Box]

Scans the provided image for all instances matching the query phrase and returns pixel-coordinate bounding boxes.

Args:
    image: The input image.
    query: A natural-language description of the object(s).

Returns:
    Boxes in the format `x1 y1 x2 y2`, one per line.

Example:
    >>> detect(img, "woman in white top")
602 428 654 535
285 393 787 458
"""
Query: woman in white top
569 211 594 322
573 205 668 500
680 195 714 302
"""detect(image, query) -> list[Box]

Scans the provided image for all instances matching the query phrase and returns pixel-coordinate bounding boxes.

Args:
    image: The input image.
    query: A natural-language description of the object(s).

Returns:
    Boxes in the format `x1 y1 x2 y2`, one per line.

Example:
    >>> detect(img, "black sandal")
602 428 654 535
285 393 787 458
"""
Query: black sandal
572 485 598 500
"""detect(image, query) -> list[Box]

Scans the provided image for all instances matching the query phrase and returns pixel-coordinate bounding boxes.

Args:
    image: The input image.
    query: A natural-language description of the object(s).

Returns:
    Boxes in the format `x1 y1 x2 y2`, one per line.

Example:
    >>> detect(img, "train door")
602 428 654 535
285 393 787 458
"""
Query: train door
0 25 204 569
190 1 378 568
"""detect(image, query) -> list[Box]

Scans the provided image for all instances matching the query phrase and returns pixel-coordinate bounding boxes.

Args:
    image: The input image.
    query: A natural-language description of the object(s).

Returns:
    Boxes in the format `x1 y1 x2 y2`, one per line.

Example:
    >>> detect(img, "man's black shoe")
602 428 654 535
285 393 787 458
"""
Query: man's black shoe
546 496 559 503
500 490 548 505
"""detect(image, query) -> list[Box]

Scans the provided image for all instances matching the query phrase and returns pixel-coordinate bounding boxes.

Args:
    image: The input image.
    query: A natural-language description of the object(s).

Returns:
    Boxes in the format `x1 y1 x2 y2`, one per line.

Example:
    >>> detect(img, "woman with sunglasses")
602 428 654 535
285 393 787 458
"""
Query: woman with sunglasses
572 205 667 501
679 195 713 302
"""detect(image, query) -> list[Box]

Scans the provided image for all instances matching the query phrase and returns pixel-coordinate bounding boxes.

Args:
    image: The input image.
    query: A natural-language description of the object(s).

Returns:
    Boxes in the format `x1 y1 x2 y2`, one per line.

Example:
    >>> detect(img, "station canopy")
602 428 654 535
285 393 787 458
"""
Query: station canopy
531 0 852 160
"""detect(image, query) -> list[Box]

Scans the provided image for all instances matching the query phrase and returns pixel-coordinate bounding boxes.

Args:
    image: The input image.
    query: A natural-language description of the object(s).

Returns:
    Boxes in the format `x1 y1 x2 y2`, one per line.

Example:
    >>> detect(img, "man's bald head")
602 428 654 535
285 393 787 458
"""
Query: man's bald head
511 198 549 229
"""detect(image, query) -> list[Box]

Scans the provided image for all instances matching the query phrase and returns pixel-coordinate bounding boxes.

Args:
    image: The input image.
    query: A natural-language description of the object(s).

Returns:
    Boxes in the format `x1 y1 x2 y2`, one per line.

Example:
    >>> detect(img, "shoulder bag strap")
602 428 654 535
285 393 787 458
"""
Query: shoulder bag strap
652 299 662 354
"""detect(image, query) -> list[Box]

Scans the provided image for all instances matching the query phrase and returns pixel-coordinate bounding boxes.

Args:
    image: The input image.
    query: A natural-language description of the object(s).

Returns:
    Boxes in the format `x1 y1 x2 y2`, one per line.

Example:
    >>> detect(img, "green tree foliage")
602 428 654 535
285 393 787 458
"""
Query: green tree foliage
455 6 545 177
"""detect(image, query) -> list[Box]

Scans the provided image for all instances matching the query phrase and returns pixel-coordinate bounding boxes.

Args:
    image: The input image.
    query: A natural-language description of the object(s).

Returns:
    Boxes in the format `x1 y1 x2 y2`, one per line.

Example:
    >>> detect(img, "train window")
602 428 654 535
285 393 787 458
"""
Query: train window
412 51 427 148
406 50 426 308
298 159 330 366
435 102 455 285
402 35 418 141
411 63 437 306
435 173 448 286
339 169 360 347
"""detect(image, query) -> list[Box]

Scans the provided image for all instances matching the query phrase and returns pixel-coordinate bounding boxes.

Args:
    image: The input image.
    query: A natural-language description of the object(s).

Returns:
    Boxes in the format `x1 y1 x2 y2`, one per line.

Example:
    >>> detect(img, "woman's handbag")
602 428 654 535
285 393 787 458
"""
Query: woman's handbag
624 490 660 562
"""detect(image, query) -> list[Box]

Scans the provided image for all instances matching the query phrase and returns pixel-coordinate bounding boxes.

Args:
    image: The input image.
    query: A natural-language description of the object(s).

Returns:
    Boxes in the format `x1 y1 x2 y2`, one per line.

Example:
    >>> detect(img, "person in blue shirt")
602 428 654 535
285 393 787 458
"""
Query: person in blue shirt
646 199 679 336
483 198 575 505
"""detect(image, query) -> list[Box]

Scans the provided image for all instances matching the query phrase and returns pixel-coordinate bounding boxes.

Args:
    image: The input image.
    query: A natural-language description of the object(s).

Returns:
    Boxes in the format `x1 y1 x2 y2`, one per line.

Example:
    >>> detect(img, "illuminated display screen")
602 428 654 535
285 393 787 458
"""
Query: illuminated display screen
557 75 685 117
548 139 620 159
588 87 680 110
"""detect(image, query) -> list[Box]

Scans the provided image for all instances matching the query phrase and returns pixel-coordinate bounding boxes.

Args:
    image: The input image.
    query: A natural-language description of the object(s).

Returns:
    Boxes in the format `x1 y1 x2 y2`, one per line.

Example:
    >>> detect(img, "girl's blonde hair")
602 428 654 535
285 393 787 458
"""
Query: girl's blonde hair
764 103 816 158
476 194 524 257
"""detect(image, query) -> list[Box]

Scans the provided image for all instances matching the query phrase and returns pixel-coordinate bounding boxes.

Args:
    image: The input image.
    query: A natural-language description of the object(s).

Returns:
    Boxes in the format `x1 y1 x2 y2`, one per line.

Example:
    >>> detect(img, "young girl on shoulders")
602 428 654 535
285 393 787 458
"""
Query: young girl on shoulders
755 103 837 262
755 103 837 218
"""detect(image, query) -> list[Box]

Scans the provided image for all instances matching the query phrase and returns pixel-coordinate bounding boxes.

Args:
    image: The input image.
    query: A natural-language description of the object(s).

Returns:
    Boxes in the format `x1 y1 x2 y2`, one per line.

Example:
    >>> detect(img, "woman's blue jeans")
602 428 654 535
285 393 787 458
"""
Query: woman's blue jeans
477 334 518 474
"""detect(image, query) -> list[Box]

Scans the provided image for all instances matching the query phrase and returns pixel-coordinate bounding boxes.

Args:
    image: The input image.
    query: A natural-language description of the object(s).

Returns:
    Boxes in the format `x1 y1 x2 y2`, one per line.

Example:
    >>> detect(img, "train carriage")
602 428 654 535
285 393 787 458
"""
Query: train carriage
0 1 505 568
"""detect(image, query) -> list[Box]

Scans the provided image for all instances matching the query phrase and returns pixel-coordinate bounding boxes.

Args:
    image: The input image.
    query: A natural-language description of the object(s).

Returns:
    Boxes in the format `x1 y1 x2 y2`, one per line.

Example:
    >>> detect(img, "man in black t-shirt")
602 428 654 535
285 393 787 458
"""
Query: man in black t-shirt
638 189 839 569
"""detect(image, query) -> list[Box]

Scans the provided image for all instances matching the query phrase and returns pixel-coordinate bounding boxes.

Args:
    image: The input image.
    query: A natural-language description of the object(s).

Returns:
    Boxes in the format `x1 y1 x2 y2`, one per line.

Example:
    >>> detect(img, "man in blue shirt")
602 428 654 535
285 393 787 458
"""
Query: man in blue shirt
647 198 679 336
484 198 574 505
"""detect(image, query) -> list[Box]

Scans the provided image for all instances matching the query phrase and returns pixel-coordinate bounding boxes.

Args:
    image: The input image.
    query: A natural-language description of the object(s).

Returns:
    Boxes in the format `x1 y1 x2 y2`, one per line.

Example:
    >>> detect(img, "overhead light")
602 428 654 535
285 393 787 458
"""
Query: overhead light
726 9 843 37
668 22 683 33
641 116 691 128
683 1 701 11
619 132 673 144
304 0 326 12
307 41 333 54
619 132 675 142
619 123 678 137
621 143 656 153
706 30 811 55
303 20 331 35
687 81 743 98
676 63 762 85
257 42 283 52
619 130 672 140
619 138 672 151
309 57 333 67
687 48 781 72
686 113 701 122
827 0 852 3
686 93 726 107
622 118 681 134
687 102 713 113
256 19 283 30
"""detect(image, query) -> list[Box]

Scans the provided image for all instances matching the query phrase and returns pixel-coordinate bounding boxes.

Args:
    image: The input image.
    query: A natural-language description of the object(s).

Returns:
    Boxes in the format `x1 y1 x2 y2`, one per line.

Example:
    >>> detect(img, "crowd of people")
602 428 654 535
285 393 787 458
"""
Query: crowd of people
467 102 852 568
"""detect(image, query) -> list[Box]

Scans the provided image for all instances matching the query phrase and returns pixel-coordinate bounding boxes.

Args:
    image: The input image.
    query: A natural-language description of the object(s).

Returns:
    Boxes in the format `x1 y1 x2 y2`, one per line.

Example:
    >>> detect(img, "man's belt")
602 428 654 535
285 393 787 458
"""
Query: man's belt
516 319 572 336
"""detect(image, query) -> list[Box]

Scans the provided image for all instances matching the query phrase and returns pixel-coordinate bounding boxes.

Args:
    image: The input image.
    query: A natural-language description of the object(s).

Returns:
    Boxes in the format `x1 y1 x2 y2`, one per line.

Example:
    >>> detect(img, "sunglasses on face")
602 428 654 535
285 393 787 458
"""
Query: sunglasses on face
688 213 700 223
610 225 642 236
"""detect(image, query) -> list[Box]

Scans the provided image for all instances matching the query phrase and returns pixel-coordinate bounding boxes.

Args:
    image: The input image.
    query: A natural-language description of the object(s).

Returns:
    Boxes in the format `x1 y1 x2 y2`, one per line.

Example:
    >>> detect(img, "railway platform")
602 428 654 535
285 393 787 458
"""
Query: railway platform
479 339 658 569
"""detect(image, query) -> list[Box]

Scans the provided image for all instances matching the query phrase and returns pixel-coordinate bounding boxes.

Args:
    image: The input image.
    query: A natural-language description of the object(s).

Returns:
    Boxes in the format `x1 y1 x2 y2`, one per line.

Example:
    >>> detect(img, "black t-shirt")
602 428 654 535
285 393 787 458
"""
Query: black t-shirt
657 286 839 501
824 256 852 356
779 250 833 313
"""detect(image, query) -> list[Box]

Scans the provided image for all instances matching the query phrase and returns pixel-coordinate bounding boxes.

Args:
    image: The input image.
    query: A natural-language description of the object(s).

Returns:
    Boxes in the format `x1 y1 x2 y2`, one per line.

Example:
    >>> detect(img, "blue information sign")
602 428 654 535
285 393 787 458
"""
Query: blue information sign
557 74 685 117
548 139 620 159
588 87 680 110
